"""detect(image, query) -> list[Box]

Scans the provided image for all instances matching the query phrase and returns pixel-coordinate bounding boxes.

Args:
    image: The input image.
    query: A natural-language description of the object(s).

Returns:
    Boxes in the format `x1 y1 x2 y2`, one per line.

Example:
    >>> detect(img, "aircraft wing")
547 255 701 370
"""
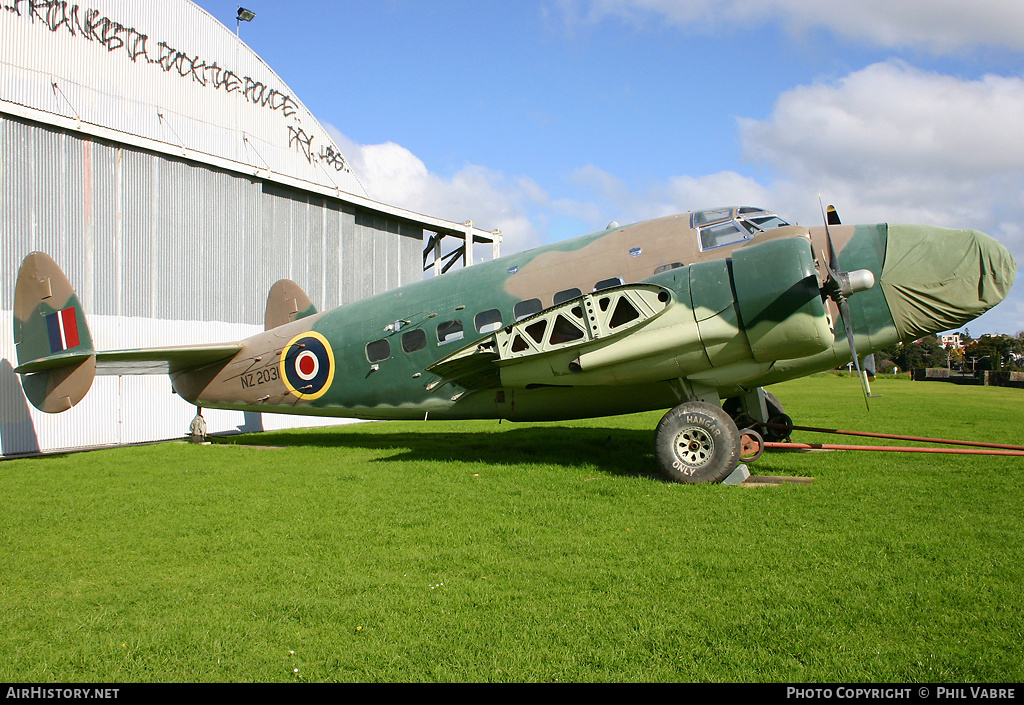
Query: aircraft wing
425 284 672 391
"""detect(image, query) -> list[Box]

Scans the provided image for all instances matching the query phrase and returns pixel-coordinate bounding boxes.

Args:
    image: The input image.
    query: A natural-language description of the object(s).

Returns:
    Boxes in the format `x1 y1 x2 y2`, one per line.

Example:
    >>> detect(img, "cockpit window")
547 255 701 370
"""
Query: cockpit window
695 206 790 251
692 207 733 226
746 215 789 232
699 221 747 250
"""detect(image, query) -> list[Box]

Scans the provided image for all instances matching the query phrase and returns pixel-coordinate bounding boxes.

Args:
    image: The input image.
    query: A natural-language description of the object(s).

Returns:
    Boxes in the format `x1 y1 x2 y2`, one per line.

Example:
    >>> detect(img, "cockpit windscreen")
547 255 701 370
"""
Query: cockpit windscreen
692 207 790 251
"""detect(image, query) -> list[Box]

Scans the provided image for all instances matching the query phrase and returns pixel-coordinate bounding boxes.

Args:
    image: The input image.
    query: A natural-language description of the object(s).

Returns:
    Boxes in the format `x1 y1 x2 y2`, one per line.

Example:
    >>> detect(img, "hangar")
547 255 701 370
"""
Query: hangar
0 1 498 455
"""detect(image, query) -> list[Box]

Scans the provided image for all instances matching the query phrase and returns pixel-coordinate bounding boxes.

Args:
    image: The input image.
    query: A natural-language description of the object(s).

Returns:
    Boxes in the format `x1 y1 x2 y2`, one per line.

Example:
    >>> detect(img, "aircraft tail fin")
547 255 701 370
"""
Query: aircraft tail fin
13 252 97 413
264 279 317 330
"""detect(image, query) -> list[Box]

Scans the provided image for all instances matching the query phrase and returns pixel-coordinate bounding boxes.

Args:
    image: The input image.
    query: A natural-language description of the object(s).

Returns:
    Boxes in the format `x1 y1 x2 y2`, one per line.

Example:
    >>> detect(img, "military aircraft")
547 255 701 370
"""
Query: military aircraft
12 206 1016 483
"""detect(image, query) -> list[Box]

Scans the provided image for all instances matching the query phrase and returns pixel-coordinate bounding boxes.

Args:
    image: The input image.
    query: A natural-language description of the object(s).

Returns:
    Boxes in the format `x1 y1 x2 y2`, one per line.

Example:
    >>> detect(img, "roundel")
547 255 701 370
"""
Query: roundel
280 331 335 400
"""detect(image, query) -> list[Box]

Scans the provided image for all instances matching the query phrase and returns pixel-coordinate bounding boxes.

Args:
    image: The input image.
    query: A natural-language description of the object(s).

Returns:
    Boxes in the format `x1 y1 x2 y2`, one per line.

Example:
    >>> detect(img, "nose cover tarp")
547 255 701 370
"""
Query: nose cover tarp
880 224 1016 341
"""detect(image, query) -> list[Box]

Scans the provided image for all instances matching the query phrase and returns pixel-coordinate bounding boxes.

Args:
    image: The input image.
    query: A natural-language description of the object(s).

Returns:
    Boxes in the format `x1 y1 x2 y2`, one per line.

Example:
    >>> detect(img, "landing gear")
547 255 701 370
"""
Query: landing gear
188 407 207 444
724 389 792 442
653 401 741 483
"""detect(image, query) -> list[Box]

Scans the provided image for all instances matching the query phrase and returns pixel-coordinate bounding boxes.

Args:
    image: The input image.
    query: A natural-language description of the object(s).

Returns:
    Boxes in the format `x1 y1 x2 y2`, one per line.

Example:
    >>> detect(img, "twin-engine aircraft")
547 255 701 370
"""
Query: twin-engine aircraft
13 206 1016 483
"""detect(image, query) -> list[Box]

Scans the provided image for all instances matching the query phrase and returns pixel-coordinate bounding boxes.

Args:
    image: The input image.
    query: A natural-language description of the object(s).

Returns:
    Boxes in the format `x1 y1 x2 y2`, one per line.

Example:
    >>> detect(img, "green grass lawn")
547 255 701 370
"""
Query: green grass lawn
2 375 1021 683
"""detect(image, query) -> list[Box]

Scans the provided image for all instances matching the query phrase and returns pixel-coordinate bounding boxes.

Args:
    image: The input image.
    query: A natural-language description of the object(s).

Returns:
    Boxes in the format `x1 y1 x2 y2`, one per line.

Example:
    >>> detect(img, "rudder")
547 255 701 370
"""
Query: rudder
264 279 317 331
13 252 96 413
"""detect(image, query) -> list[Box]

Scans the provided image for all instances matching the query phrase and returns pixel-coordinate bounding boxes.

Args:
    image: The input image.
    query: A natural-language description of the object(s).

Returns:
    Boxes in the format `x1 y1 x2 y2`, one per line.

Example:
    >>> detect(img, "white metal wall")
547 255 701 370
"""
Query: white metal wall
0 0 484 456
0 115 424 456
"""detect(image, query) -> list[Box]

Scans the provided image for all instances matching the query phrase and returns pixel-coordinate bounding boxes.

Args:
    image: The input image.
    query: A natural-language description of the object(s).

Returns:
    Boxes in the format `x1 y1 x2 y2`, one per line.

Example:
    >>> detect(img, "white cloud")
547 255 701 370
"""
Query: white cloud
326 127 545 256
737 61 1024 233
552 0 1024 52
323 59 1024 334
733 60 1024 334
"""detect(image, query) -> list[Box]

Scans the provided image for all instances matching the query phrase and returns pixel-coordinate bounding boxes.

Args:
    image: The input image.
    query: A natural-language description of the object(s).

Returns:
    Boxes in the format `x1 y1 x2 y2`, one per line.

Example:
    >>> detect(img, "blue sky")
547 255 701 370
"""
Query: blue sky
193 0 1024 336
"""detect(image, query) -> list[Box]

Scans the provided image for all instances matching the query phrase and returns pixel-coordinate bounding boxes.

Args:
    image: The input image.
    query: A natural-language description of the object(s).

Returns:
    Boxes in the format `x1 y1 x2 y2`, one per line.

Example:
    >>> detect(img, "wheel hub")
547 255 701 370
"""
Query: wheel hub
674 427 714 468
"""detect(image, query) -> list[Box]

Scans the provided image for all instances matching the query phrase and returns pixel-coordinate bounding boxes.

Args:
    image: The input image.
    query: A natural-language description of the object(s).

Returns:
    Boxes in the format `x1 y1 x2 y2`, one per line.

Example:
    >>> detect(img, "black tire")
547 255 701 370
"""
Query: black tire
724 390 790 442
653 401 741 484
761 391 791 442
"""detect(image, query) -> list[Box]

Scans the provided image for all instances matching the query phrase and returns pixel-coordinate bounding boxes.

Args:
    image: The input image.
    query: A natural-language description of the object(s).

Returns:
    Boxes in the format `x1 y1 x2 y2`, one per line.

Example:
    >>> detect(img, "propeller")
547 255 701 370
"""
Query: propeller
817 199 878 409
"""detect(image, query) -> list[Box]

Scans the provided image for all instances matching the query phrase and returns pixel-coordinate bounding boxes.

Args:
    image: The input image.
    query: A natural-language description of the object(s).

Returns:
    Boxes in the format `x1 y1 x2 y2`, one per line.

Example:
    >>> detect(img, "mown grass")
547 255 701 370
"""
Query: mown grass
1 375 1021 683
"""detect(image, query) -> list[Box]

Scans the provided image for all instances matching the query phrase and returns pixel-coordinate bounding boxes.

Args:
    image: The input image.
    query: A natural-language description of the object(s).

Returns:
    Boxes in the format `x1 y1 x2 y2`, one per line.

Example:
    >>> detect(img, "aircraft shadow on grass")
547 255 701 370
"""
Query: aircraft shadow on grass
214 426 789 481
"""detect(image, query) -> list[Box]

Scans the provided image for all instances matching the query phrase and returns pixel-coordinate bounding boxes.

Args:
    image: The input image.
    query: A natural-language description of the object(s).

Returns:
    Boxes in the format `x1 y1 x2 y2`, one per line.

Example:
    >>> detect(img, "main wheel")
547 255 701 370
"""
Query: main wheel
653 401 741 484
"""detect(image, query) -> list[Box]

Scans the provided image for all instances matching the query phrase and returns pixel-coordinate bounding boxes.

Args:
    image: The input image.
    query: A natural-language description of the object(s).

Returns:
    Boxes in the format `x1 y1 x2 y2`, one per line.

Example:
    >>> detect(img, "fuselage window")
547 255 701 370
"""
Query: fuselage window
653 262 684 274
594 277 623 291
437 319 464 345
514 298 542 321
366 338 391 363
475 309 503 334
553 288 582 305
402 329 426 353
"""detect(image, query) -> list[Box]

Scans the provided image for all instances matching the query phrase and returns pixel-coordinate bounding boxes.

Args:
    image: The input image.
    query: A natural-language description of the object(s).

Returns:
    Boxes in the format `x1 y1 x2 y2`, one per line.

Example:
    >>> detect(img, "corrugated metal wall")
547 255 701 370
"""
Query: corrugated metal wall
0 114 425 455
0 0 366 197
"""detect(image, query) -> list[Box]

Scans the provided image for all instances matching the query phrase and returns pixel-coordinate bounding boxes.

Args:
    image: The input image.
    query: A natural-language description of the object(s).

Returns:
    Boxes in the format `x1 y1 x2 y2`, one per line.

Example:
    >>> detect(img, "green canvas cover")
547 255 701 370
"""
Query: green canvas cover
880 224 1016 340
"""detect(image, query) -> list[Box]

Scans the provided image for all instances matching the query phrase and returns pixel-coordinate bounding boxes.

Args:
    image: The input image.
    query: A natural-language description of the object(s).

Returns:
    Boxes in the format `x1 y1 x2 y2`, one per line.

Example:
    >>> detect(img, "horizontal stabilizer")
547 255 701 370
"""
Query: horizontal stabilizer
13 251 245 412
13 351 94 375
94 344 244 376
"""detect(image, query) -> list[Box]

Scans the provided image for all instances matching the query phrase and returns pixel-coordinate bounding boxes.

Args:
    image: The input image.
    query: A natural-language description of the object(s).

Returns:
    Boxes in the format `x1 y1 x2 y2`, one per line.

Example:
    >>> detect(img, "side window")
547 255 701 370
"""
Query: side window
594 277 623 291
553 288 582 305
513 298 542 321
475 309 503 334
366 338 391 363
437 319 464 345
654 262 684 275
402 329 426 353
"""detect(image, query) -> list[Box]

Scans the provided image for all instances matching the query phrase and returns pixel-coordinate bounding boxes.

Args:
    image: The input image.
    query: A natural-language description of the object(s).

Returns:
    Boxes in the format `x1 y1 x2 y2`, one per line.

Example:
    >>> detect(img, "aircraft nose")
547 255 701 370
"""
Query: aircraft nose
880 224 1016 340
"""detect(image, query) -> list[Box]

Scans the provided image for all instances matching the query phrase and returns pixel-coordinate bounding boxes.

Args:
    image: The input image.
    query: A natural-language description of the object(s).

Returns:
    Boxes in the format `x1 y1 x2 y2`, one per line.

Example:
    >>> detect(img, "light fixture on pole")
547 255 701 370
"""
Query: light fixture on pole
236 6 256 36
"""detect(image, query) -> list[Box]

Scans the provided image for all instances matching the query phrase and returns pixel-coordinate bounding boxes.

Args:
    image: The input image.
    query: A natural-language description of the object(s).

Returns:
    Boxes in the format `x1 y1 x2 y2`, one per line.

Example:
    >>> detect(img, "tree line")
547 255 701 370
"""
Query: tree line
873 331 1024 373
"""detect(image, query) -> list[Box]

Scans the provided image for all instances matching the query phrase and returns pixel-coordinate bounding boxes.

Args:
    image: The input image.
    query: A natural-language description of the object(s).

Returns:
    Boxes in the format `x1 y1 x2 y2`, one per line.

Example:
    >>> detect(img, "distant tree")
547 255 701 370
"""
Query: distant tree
964 334 1023 371
947 346 964 370
894 335 944 370
874 343 900 373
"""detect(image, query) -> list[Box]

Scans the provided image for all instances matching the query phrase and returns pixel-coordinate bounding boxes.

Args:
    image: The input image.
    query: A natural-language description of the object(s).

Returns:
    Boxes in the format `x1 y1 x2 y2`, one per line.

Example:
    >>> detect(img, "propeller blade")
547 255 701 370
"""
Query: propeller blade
818 195 870 409
836 296 871 410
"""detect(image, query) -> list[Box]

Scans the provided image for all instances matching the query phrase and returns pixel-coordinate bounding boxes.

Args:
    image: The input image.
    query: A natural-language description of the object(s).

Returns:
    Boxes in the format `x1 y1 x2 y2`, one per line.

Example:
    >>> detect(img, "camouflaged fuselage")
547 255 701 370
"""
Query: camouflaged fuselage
170 215 1015 422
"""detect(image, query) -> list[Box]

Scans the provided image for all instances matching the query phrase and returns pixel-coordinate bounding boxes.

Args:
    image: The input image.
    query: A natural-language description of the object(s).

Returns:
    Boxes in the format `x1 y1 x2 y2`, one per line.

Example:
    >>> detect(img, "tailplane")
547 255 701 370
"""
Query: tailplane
13 252 96 413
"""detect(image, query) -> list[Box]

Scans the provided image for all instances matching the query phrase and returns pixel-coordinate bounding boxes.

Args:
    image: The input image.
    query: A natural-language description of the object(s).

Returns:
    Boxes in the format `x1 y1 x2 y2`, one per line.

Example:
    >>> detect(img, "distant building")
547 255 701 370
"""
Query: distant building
939 333 965 350
0 1 497 455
